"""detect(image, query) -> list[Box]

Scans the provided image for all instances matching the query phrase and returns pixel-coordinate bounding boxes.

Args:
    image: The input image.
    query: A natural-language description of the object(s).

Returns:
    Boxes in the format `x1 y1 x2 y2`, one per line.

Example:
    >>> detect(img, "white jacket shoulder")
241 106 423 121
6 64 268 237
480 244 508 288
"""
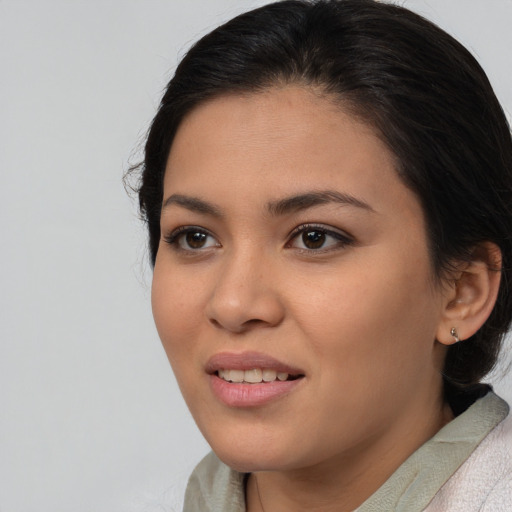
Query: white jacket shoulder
426 414 512 512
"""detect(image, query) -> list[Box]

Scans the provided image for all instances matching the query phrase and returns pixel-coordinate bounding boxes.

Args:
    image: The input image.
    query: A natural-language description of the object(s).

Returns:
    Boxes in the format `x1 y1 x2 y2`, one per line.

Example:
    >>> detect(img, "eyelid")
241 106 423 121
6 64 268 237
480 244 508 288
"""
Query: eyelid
162 223 353 253
163 225 221 251
286 223 354 251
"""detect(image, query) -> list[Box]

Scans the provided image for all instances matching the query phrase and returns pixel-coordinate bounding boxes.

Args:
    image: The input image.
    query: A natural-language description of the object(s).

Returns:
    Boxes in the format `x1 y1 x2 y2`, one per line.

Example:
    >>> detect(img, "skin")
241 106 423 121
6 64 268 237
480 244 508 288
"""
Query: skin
152 86 457 511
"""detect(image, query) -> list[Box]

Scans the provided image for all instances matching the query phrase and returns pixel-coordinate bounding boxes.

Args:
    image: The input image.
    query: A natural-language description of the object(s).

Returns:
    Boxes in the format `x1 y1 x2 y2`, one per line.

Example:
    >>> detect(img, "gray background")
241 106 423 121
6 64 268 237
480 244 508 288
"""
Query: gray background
1 1 511 510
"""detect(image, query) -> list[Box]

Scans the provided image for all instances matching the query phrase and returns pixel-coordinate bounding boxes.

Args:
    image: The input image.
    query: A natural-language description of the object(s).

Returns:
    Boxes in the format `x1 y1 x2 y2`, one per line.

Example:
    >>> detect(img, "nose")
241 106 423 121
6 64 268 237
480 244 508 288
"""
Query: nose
205 250 285 333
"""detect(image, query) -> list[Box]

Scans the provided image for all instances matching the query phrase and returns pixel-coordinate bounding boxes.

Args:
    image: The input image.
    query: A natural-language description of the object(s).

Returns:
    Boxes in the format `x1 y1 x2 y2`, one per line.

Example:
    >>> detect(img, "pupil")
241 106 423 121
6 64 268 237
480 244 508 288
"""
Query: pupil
186 232 207 248
303 230 325 249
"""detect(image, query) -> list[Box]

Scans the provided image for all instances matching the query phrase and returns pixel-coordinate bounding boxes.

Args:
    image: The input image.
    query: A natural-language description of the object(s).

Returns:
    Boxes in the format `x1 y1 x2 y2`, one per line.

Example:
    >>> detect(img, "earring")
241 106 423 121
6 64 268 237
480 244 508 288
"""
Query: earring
450 327 461 343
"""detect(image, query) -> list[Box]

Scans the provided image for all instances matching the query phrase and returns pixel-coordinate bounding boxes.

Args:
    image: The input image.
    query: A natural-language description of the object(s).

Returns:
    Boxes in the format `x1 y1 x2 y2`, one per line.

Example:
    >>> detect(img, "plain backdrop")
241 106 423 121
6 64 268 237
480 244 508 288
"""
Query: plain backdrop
1 1 511 511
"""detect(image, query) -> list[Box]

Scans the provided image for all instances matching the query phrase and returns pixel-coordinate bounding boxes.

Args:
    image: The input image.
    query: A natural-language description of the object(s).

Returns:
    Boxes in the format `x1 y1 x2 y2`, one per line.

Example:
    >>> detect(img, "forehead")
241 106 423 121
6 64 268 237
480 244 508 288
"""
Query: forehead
163 86 418 220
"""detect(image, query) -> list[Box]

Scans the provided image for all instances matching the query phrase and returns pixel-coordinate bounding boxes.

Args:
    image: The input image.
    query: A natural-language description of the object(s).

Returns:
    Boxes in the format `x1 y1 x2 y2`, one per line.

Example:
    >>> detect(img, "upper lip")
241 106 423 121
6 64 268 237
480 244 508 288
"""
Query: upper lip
205 351 305 375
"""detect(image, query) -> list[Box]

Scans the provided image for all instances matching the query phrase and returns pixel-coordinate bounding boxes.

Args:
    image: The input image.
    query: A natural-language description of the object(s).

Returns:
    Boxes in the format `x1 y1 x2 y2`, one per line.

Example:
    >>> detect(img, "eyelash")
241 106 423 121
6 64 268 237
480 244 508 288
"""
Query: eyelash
163 226 219 253
286 223 354 253
163 224 354 254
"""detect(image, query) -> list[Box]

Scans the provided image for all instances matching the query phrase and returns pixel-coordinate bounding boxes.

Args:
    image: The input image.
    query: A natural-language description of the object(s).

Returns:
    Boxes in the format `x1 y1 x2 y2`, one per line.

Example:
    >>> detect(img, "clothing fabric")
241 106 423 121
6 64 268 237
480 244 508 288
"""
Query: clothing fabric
183 391 511 511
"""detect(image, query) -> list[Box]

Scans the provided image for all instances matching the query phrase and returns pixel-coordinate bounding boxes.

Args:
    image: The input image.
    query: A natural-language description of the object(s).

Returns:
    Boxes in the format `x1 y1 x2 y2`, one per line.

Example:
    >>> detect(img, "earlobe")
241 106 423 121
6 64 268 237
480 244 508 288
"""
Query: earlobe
449 327 460 343
436 242 502 346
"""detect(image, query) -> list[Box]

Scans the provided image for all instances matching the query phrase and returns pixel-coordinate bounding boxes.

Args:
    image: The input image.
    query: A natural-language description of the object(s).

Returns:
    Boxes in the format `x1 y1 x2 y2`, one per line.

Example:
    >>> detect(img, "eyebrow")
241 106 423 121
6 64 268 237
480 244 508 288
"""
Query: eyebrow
267 190 375 216
162 190 375 217
162 194 223 217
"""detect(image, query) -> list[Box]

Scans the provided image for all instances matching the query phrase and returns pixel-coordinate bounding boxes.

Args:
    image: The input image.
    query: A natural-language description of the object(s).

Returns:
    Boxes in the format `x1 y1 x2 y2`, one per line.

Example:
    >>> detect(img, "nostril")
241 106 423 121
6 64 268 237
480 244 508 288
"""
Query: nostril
243 318 266 327
209 318 223 329
208 316 269 333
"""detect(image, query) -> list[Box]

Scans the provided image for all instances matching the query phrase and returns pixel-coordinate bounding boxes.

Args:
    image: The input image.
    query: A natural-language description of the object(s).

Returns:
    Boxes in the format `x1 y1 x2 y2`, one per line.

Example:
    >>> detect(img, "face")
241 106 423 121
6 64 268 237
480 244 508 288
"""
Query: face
152 87 449 474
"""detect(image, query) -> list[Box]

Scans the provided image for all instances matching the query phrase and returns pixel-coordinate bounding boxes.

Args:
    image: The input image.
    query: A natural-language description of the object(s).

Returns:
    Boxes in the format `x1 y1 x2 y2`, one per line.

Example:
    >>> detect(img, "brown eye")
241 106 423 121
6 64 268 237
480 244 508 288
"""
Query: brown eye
185 231 208 249
164 227 220 251
288 224 353 252
302 230 326 249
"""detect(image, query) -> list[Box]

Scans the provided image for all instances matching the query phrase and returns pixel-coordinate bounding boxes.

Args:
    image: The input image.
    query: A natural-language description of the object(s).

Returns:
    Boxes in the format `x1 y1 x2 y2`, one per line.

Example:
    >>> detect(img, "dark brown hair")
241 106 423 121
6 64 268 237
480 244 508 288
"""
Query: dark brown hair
132 0 512 387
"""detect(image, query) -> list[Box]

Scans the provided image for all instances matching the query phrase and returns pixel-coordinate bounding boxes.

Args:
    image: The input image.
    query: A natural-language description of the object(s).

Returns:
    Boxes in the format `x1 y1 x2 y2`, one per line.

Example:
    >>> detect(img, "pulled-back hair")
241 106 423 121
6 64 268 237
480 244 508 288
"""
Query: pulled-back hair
133 0 512 387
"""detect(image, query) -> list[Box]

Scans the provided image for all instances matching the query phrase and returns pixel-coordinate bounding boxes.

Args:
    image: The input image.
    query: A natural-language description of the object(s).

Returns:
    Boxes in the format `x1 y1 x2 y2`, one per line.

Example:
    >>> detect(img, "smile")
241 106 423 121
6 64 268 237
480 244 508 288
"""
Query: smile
207 352 306 407
217 368 302 383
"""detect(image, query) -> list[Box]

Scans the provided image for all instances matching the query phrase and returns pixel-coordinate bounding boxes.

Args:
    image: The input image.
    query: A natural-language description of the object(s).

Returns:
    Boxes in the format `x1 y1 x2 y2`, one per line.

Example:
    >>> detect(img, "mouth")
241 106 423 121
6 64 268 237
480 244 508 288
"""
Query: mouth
216 368 303 384
206 351 306 407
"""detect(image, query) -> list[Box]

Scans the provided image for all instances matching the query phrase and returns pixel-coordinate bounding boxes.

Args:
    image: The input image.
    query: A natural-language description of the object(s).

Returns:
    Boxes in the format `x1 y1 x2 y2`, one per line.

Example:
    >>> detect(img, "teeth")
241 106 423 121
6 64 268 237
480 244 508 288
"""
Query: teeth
244 369 262 383
218 368 293 383
228 369 244 383
262 369 277 382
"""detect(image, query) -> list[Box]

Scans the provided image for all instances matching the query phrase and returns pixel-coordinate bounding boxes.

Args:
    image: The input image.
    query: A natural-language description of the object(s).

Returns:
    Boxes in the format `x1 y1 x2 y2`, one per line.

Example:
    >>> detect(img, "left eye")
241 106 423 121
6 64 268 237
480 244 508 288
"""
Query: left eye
287 226 352 251
181 231 216 249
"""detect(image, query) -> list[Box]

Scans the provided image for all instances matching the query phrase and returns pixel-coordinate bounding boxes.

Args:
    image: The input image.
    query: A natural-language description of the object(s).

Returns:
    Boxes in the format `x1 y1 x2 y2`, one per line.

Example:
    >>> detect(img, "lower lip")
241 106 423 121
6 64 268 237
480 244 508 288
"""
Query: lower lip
209 374 303 407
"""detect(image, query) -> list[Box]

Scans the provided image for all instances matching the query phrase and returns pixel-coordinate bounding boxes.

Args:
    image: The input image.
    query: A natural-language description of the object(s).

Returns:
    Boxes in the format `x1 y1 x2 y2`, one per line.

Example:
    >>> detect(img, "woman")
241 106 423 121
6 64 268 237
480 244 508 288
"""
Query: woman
133 0 512 510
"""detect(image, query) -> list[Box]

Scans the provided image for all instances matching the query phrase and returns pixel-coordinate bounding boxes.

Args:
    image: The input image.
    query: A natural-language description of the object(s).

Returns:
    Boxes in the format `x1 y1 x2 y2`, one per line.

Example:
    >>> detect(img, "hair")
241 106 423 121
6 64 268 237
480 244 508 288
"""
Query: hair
131 0 512 388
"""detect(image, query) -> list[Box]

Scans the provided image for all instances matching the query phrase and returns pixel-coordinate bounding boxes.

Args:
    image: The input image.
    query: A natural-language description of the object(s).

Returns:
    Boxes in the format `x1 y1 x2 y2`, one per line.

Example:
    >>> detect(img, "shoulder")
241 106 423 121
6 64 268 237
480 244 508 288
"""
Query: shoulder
426 411 512 512
183 452 246 512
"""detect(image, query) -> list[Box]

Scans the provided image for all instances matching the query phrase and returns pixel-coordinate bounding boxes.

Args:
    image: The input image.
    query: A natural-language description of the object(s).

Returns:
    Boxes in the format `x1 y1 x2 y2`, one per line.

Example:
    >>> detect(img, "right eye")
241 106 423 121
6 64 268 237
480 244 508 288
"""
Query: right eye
164 227 220 251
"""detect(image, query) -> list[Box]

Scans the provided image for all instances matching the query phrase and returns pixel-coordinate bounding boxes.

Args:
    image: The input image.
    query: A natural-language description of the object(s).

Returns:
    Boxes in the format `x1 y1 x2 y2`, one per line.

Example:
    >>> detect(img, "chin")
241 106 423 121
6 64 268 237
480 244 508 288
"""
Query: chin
205 428 295 473
214 450 286 473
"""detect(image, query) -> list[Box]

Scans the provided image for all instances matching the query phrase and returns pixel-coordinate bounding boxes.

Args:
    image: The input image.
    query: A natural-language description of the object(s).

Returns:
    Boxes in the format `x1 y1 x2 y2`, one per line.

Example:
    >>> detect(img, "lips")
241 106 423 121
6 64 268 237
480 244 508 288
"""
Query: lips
206 351 305 407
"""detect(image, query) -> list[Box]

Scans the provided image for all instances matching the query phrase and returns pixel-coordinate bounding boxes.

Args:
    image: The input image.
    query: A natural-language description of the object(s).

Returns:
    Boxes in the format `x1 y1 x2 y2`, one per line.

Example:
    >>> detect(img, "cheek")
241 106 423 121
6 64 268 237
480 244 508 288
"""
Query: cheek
289 251 439 377
151 263 203 369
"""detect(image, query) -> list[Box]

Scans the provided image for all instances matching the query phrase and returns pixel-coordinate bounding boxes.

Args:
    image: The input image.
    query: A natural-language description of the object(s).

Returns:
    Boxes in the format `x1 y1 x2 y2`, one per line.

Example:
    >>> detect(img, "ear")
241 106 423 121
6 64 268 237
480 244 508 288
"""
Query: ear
436 242 502 346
